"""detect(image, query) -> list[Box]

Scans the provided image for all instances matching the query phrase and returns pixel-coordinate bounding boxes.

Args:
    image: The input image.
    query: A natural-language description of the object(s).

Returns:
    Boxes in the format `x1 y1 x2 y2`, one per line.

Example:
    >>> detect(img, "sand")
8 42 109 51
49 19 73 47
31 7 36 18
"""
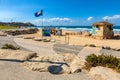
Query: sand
18 29 120 49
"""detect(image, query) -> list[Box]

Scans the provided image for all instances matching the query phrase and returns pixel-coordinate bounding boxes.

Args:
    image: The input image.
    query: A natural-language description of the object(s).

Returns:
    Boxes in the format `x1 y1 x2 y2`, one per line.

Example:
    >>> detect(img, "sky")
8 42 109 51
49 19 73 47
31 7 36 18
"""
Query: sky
0 0 120 26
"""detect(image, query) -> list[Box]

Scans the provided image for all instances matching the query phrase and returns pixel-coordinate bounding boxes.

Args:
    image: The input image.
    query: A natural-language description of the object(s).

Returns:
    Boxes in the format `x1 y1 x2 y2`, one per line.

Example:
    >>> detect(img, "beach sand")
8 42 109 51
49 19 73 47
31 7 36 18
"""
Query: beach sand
18 29 120 49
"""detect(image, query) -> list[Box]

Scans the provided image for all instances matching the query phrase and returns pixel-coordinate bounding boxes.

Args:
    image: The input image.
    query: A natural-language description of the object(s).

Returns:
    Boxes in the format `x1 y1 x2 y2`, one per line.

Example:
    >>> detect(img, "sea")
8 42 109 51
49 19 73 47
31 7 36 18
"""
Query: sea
31 26 120 34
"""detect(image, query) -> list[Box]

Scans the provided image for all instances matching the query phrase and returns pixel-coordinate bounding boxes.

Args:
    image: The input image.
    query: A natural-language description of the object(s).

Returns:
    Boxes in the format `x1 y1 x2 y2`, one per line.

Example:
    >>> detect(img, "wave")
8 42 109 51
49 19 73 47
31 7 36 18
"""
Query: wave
30 26 120 33
61 28 92 31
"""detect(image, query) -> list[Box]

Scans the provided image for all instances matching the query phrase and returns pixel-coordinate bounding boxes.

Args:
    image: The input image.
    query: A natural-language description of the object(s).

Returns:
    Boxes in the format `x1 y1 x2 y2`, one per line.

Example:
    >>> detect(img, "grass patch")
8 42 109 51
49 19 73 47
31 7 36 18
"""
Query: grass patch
0 25 18 29
85 54 120 72
2 44 20 50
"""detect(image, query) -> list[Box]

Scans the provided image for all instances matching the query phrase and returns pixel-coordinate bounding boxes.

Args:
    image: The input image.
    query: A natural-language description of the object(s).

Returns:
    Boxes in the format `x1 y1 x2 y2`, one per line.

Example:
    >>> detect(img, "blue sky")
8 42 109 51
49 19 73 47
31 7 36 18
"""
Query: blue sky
0 0 120 26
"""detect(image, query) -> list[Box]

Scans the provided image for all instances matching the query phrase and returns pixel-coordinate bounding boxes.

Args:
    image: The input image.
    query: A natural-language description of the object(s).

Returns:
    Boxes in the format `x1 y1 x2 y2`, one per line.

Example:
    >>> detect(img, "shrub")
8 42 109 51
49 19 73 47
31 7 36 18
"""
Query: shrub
85 54 98 66
85 54 120 73
116 62 120 72
2 44 20 50
97 55 119 68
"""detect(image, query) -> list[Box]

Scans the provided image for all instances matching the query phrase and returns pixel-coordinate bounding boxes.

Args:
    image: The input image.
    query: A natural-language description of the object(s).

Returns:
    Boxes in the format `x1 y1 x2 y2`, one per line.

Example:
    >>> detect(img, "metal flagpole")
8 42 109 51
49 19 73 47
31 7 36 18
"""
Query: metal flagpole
42 15 44 39
41 10 43 29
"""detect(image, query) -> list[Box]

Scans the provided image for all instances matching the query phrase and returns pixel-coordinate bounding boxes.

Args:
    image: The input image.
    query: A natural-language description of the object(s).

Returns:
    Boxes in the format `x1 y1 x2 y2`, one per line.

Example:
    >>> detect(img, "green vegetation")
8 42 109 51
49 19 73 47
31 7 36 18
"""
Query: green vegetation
0 22 35 27
0 25 18 29
85 54 120 72
2 44 20 50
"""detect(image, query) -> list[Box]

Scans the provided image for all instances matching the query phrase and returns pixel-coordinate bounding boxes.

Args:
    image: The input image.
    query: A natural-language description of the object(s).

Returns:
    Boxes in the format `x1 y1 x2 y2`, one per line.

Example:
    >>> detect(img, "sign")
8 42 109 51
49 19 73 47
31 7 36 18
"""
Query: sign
42 29 51 36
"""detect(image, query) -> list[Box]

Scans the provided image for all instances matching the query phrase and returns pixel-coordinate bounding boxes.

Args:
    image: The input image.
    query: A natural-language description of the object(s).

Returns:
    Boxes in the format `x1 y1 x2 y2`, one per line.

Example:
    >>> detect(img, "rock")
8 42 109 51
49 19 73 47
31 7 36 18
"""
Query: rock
89 66 120 80
48 65 63 74
22 53 82 74
63 54 82 73
61 64 71 74
43 39 51 42
70 64 81 73
112 48 120 51
0 34 7 36
22 62 50 72
105 46 111 50
17 36 24 38
89 44 96 47
0 49 37 61
0 31 7 36
51 40 56 42
33 38 42 41
24 36 35 39
4 28 39 36
102 46 111 50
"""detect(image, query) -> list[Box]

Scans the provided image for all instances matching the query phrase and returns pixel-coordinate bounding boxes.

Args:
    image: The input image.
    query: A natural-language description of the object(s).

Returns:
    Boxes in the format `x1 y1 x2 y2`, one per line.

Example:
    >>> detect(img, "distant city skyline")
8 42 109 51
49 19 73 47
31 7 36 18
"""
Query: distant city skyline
0 0 120 26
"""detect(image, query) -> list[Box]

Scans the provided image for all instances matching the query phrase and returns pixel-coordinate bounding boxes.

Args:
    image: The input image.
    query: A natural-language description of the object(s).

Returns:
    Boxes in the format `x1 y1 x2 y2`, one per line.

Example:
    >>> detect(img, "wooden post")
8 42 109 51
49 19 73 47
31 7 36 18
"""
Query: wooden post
65 33 70 44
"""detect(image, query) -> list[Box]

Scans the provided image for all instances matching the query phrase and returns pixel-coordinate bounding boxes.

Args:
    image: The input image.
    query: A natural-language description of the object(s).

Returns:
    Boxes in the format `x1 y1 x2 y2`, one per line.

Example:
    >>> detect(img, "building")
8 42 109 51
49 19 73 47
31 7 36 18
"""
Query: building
92 21 114 39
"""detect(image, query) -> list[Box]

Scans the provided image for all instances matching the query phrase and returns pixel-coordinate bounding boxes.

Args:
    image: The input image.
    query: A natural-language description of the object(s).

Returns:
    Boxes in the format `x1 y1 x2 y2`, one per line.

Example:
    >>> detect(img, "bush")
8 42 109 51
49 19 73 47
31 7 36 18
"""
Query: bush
2 44 20 50
116 62 120 72
85 54 120 72
85 54 98 66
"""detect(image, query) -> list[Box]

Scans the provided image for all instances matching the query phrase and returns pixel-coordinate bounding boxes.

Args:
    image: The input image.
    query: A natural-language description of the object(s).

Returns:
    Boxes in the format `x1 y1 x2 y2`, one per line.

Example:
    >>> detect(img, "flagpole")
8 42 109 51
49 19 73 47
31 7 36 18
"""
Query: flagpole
42 16 44 28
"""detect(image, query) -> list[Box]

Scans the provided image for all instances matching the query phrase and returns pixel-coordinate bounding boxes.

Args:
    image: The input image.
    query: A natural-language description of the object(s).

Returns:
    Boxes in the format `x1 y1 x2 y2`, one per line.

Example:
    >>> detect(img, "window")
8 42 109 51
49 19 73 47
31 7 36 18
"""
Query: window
96 25 100 30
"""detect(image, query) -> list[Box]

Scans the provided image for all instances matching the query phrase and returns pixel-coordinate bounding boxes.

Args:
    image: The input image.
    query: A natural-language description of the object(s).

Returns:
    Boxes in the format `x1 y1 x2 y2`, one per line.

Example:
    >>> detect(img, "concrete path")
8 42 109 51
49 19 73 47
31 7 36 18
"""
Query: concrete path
78 46 101 63
14 38 56 56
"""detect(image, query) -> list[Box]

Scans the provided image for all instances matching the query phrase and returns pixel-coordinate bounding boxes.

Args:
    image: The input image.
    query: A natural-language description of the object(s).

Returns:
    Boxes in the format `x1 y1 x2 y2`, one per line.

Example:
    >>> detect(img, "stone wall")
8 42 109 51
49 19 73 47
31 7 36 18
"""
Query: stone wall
3 28 39 36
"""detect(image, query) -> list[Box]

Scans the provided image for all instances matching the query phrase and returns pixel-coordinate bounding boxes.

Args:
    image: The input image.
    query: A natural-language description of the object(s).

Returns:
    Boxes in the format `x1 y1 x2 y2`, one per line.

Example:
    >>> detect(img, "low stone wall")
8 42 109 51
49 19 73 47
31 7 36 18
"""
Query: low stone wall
3 28 39 36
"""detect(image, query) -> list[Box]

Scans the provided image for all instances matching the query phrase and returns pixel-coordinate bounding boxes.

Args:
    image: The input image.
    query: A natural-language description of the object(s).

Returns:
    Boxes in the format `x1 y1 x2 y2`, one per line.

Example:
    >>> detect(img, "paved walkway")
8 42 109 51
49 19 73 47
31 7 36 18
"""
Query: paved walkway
14 38 56 56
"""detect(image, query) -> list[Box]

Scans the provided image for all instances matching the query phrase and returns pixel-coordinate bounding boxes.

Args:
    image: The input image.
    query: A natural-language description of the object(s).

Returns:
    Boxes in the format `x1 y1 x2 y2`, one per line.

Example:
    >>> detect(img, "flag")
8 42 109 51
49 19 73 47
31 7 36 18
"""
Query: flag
35 10 43 17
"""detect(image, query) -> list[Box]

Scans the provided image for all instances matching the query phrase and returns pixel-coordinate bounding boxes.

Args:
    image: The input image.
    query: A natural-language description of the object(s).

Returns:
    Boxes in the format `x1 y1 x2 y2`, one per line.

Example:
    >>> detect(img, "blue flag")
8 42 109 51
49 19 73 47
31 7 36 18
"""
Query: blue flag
35 10 43 17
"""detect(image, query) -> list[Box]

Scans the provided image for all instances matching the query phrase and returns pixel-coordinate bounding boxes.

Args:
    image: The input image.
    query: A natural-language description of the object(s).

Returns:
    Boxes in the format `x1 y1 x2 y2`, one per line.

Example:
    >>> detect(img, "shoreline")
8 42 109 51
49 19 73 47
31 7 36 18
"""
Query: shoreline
31 26 120 34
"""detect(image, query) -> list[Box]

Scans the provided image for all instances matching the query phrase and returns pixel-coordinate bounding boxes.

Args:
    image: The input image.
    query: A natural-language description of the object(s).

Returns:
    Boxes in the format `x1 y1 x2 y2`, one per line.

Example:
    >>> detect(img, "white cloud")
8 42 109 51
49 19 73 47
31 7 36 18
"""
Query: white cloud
87 17 93 21
31 17 72 25
103 15 120 21
49 17 72 22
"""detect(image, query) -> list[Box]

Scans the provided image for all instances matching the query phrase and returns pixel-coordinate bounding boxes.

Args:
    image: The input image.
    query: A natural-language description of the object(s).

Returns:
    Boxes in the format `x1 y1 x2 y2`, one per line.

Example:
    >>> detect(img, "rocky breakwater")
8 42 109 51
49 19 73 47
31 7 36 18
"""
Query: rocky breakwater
4 28 39 36
22 53 83 74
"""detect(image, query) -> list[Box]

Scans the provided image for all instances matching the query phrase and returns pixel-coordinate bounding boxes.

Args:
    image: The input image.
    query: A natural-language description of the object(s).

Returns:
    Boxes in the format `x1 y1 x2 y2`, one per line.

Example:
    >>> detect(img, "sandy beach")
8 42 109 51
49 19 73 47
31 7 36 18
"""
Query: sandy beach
18 29 120 49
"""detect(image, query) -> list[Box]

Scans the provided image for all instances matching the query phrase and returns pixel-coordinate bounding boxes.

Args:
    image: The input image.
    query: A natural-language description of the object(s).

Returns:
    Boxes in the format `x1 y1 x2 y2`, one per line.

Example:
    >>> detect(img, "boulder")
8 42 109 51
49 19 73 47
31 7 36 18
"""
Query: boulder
89 44 96 47
89 66 120 80
4 28 39 36
0 49 37 61
62 54 82 73
112 48 120 51
0 31 7 36
33 38 42 41
22 53 82 74
24 36 35 39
